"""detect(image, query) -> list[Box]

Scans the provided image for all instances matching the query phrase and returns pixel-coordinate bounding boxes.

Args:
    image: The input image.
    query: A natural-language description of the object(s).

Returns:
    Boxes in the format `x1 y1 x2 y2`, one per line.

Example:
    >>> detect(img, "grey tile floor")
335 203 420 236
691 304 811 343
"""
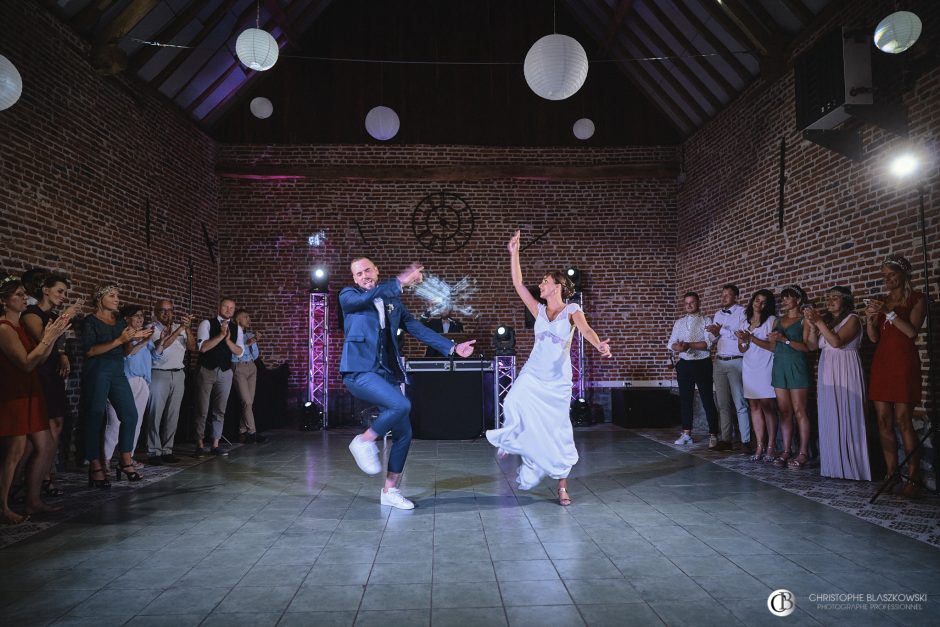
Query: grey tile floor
0 427 938 626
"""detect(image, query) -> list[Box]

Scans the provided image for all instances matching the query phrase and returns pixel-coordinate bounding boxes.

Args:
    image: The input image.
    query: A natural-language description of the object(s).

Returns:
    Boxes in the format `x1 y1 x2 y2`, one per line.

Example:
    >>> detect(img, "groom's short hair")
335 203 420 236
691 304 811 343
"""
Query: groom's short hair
350 257 374 271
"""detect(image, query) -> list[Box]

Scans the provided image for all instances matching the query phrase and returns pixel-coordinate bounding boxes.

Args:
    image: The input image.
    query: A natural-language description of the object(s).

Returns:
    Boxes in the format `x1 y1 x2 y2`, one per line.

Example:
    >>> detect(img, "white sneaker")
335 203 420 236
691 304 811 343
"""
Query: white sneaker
348 436 382 475
708 435 719 449
380 488 414 510
674 433 693 445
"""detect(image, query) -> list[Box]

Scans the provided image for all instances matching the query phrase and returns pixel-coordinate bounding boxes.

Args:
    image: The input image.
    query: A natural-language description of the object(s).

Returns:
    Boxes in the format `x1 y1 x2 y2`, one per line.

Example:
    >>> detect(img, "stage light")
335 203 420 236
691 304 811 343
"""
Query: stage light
493 325 516 356
874 11 922 54
890 153 920 179
570 398 590 426
301 401 322 431
310 266 329 292
565 266 582 292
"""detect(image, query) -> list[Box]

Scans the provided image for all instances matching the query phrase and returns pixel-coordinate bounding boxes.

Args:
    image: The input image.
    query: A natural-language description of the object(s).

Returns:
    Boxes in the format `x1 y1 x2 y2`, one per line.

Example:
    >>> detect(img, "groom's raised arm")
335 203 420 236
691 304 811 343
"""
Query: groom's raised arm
339 279 402 313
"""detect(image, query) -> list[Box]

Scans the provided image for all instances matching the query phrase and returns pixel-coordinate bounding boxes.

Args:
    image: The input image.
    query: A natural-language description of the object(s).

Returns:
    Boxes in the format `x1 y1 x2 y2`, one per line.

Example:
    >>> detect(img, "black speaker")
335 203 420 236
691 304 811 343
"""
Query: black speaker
611 388 680 429
407 371 492 439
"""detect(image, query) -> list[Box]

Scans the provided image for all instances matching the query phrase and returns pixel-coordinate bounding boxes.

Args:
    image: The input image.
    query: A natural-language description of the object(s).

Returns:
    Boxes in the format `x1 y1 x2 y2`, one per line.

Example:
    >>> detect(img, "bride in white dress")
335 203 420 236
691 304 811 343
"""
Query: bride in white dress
486 231 612 505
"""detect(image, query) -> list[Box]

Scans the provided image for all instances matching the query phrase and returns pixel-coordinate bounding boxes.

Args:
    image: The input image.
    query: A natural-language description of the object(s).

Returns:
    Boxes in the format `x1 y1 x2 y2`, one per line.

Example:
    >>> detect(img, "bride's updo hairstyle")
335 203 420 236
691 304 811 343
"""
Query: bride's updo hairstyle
545 271 576 301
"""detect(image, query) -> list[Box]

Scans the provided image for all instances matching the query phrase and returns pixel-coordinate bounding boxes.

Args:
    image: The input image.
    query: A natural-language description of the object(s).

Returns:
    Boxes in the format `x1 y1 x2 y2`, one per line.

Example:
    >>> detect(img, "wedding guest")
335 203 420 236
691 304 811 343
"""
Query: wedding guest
232 309 266 443
194 299 243 456
806 287 870 480
866 255 926 497
735 289 777 462
146 299 194 465
707 284 749 451
0 275 71 523
768 285 816 469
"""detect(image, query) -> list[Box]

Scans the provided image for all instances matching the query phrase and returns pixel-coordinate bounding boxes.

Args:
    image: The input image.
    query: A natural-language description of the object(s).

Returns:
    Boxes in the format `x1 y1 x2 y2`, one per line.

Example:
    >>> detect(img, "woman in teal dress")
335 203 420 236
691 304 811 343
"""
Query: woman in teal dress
769 285 817 469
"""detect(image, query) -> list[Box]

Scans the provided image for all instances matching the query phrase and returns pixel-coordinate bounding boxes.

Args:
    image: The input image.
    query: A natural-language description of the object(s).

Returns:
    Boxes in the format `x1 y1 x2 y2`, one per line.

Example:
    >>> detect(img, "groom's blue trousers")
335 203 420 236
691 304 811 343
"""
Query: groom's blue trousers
343 369 412 474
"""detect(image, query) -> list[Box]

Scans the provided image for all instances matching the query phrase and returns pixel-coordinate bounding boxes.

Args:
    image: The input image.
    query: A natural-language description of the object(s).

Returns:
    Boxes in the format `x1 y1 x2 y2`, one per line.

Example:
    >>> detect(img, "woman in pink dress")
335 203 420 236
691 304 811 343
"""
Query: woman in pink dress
806 286 870 480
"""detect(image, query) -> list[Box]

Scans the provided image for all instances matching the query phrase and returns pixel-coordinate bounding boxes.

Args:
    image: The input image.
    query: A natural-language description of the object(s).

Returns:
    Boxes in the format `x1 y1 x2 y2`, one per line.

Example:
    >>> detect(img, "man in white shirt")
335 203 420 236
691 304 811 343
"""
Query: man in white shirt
667 292 720 447
146 299 195 464
194 298 244 456
706 284 750 452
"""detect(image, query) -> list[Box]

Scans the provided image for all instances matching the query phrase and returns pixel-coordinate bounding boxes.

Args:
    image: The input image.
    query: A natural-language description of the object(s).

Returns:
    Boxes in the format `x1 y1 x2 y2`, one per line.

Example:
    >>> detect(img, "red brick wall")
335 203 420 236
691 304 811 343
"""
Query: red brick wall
217 144 678 401
677 0 940 483
0 4 220 410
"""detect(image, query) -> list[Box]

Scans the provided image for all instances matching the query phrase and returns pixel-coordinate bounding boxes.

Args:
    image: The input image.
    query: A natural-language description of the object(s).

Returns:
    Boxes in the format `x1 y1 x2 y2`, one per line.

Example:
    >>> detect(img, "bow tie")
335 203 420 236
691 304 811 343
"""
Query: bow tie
721 309 732 314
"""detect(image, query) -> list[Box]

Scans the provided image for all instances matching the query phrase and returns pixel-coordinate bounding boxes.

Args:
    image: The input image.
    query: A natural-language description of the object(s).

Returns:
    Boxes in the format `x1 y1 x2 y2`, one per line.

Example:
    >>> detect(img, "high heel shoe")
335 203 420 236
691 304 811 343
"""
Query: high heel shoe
115 464 143 482
88 467 111 489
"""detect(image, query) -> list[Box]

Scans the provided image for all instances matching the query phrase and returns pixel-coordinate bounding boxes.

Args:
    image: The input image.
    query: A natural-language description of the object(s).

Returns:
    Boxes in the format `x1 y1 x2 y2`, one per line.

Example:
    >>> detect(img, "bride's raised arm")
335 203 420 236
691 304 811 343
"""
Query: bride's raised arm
509 230 540 320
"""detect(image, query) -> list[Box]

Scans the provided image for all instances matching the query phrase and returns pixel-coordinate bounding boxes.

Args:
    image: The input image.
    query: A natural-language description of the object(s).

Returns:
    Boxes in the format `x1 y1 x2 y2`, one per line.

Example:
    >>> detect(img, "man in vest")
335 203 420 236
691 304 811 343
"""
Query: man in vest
343 259 475 509
194 298 243 457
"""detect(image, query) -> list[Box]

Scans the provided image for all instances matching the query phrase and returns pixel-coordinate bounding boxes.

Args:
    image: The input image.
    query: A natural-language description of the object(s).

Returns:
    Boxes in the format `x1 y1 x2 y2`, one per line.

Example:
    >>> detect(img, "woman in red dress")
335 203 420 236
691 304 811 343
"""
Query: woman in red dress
0 275 72 523
865 255 926 497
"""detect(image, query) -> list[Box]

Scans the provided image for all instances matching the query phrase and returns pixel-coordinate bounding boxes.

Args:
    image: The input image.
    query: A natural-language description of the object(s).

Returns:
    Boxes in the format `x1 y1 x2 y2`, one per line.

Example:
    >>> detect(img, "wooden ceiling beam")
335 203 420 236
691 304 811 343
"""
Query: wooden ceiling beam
603 0 636 51
217 163 680 181
785 0 849 56
89 0 160 74
262 0 301 49
669 0 751 84
150 0 239 92
71 0 116 33
643 1 736 98
714 0 785 58
128 0 210 74
565 0 696 132
780 0 815 26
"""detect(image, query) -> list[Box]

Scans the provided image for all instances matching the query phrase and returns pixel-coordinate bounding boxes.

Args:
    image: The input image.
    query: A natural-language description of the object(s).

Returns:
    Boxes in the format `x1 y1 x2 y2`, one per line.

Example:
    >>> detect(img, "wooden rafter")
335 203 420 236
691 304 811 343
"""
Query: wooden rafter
89 0 160 74
669 0 751 84
262 0 301 49
565 0 696 132
623 9 723 111
603 0 636 51
128 0 210 74
71 0 116 33
217 163 679 181
643 1 736 98
715 0 785 58
785 0 849 56
150 0 239 92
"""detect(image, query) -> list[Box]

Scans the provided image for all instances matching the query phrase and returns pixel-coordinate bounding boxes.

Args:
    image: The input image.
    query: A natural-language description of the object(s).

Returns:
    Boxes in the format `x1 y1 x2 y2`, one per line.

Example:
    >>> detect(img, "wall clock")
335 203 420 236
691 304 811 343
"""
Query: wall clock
411 191 475 253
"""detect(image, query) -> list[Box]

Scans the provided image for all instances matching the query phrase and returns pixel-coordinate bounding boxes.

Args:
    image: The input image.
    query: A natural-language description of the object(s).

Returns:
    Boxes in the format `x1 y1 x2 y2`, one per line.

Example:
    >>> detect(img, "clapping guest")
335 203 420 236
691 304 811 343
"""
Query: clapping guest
767 285 816 469
805 287 870 481
81 285 150 487
21 273 80 497
866 255 926 497
0 275 71 523
146 299 194 465
102 305 164 472
735 289 777 462
232 309 265 444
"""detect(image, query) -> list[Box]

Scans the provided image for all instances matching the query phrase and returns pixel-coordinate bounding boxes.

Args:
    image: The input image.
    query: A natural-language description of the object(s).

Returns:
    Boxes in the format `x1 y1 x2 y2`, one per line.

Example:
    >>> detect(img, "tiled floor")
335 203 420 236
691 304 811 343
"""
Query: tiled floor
0 426 938 626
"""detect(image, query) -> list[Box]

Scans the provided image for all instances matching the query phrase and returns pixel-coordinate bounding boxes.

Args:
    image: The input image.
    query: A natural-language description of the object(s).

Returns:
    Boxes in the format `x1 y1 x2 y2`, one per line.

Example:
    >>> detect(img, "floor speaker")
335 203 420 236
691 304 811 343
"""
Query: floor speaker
611 388 680 429
407 371 491 439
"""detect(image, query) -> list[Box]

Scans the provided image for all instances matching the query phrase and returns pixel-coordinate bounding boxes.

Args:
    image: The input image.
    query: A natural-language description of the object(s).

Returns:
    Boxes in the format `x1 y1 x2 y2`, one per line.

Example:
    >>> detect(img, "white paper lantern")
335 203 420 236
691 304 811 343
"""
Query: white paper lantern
0 55 23 111
365 106 400 141
573 118 595 140
250 96 273 119
874 11 922 54
523 34 589 100
235 28 279 71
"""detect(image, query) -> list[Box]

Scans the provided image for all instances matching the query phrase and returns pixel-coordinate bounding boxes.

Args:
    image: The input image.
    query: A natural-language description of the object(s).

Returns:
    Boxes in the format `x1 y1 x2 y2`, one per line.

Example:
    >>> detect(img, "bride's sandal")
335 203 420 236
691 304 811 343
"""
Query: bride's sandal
558 487 572 506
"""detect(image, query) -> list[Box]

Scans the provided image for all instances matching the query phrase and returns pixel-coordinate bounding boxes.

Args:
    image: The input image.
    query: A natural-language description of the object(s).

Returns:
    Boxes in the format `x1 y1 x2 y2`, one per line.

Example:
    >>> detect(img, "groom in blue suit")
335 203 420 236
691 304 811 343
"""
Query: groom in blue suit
342 257 475 509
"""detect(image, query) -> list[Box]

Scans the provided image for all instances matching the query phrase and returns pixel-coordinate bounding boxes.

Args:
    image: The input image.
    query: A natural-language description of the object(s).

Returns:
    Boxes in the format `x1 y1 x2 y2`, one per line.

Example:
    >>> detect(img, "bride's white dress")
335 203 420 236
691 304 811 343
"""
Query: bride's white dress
486 302 580 489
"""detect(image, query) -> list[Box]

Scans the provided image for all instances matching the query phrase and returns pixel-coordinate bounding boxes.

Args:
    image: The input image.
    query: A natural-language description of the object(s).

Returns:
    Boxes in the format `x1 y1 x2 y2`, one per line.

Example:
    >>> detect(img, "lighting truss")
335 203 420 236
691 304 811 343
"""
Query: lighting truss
493 355 517 429
308 292 329 428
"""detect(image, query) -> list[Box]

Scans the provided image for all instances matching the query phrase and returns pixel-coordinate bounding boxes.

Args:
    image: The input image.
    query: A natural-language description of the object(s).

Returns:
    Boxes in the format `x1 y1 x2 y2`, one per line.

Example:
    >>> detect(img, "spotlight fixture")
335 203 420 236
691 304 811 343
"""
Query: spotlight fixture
301 401 322 431
565 266 582 292
874 11 922 54
493 325 516 356
889 152 920 179
310 266 329 292
570 398 591 426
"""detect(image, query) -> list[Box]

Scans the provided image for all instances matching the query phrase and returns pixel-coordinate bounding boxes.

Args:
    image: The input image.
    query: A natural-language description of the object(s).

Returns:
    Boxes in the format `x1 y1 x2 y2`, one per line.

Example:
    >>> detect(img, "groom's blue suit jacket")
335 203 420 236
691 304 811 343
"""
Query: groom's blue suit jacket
339 278 454 378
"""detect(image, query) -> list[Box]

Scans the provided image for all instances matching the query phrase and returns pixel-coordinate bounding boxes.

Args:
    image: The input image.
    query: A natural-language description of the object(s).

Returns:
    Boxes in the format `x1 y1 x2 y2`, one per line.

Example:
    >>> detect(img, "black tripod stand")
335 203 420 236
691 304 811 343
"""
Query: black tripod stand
870 184 939 503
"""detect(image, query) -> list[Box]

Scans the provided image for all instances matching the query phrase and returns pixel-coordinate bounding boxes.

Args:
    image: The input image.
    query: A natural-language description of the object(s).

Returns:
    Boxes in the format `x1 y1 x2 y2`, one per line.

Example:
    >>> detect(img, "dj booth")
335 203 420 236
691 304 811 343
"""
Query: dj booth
405 358 496 439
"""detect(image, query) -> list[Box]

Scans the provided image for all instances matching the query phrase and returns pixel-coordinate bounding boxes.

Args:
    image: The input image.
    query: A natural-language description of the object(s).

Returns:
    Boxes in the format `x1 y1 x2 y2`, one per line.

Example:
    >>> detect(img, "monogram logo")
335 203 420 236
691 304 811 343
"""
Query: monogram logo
768 589 796 616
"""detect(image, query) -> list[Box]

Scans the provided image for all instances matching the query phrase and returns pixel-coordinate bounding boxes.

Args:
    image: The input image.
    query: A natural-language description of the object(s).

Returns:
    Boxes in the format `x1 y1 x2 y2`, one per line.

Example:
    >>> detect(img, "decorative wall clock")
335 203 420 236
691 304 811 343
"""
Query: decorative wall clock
411 191 475 253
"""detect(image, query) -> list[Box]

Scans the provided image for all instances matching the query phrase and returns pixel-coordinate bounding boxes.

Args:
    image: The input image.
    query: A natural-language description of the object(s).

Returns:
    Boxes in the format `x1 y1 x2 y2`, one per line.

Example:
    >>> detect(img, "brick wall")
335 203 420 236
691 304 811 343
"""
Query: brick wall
217 144 678 402
676 0 940 485
0 3 220 409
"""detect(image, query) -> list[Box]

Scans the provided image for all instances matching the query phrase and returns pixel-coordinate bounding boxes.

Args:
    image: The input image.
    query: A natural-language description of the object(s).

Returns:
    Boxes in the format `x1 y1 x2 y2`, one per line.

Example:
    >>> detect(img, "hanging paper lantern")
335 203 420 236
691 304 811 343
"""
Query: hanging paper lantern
573 118 595 140
235 28 279 71
523 34 589 100
0 55 23 111
874 11 922 54
250 96 273 119
365 106 400 141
